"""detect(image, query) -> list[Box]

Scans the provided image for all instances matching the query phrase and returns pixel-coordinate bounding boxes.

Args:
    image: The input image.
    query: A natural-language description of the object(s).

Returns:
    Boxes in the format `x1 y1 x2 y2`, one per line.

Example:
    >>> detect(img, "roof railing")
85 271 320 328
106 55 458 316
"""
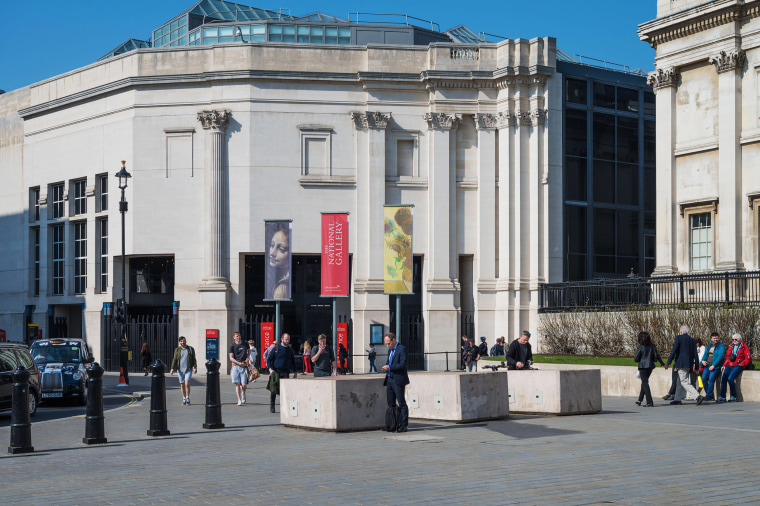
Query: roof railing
348 12 440 32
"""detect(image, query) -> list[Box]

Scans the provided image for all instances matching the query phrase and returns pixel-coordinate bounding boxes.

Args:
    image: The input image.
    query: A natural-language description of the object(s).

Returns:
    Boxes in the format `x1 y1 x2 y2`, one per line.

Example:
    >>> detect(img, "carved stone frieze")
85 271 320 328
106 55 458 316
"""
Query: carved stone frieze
496 111 515 128
197 110 231 131
423 112 462 130
709 49 745 74
646 67 679 91
350 111 391 130
516 110 532 127
530 109 547 126
475 113 498 130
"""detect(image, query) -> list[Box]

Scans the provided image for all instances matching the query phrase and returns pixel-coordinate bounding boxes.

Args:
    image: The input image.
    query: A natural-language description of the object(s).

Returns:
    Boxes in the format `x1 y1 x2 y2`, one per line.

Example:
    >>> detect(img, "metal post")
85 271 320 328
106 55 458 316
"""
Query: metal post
333 298 337 359
147 360 170 437
275 301 280 342
396 295 401 344
203 358 225 429
83 362 107 445
445 351 449 372
120 186 127 320
8 366 33 454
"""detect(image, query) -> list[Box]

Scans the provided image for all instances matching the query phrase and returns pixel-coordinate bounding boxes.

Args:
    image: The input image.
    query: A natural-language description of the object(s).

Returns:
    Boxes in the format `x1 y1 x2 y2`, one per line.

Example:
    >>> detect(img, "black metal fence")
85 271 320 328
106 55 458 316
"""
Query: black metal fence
390 313 424 371
539 270 760 313
102 312 178 373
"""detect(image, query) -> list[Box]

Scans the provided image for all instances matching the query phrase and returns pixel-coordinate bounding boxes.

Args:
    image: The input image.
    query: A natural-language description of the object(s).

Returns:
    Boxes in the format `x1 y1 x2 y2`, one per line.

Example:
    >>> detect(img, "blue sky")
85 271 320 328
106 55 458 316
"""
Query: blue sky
0 0 656 93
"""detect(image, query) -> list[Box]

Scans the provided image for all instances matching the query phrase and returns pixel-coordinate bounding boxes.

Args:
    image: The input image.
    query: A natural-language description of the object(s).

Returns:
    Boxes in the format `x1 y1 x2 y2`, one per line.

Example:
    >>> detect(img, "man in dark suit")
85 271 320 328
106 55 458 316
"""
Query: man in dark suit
665 324 704 406
382 332 409 432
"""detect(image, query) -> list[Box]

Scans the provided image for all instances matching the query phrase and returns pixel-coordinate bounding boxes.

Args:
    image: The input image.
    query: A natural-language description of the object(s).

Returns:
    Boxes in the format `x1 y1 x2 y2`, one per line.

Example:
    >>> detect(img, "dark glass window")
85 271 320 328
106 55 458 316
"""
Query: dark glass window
99 175 108 212
645 234 656 258
617 163 639 206
52 225 64 295
73 180 87 215
33 227 40 296
567 254 587 281
594 208 615 255
131 257 175 295
565 205 587 254
617 210 639 257
643 92 655 116
99 218 108 293
594 255 615 275
644 212 656 232
565 109 587 157
30 188 40 222
74 221 87 294
565 157 587 201
644 120 656 166
593 113 616 160
617 87 639 113
51 184 65 219
566 78 587 105
616 117 639 163
593 160 615 204
593 83 616 109
644 167 656 211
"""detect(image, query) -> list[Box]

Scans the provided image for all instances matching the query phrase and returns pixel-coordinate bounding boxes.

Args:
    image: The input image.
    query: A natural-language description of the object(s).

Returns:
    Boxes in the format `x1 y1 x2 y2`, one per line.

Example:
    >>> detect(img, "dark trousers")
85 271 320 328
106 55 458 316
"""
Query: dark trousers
386 381 409 429
270 371 290 405
119 351 130 385
637 368 653 405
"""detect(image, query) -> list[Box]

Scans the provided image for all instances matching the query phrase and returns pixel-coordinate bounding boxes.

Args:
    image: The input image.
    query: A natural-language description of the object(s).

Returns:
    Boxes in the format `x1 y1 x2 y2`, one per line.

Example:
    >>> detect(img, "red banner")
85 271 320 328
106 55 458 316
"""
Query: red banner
260 322 274 369
337 322 348 356
321 213 349 297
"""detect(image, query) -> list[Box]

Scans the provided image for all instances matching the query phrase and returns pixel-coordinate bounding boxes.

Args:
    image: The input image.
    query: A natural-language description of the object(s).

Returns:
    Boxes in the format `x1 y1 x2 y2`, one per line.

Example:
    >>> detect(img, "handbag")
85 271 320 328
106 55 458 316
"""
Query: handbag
248 365 260 382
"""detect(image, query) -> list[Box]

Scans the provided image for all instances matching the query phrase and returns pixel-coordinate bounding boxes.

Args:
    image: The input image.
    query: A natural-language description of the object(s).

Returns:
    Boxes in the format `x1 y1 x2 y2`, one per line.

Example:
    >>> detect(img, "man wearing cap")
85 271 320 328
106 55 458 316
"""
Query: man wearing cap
506 331 533 370
665 324 704 406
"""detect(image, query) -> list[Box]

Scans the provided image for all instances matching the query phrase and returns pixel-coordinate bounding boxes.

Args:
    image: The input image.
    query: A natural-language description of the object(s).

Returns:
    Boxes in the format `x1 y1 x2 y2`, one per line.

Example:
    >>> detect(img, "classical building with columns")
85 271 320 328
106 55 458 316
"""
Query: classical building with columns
0 1 655 372
639 0 760 275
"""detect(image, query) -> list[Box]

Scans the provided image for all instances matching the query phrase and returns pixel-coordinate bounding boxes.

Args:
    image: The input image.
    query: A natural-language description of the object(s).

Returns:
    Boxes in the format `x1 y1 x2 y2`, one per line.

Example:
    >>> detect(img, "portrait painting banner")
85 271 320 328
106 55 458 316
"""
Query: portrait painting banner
383 205 413 294
321 213 349 297
264 220 292 300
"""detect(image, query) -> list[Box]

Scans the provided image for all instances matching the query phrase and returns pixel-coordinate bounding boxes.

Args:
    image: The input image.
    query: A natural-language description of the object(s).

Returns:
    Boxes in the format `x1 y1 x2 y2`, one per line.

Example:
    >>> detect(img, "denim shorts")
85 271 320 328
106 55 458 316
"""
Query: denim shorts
177 370 192 383
231 364 248 384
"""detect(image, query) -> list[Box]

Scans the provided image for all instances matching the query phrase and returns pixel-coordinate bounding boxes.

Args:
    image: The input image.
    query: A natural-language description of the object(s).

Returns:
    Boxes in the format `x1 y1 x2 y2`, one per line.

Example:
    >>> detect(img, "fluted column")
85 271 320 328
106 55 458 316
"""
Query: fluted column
198 110 231 287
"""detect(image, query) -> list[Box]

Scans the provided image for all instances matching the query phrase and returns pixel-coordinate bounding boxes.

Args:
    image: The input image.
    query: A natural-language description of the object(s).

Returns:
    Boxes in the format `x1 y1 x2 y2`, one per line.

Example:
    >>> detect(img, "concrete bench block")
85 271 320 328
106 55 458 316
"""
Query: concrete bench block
405 371 510 423
507 369 602 415
280 376 386 432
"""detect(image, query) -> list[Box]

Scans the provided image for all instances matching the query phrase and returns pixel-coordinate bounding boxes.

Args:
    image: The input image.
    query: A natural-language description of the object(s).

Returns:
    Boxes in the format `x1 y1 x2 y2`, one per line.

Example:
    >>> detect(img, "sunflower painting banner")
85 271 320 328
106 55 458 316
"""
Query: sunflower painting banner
384 205 413 294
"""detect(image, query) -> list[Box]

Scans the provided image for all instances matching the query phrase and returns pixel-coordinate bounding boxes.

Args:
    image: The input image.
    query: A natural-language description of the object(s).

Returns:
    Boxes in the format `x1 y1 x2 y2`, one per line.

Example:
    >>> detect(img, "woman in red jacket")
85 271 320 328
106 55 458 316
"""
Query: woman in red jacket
718 334 752 403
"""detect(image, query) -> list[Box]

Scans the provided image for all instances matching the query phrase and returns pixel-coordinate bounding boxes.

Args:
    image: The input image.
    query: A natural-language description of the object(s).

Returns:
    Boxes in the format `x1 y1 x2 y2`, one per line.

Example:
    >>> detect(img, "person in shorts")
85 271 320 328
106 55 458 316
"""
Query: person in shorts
169 336 197 405
229 332 249 406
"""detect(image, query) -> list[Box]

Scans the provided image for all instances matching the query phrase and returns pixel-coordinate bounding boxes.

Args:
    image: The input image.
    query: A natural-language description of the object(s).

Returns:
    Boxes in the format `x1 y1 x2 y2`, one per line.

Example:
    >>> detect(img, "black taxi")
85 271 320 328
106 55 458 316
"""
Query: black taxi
29 339 91 405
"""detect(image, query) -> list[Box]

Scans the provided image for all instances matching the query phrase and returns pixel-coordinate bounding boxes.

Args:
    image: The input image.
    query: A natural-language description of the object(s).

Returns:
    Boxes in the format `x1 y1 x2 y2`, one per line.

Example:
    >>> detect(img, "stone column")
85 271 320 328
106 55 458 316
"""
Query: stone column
710 49 745 271
495 111 514 341
351 111 391 371
648 68 679 275
423 112 461 370
475 113 498 342
197 110 231 287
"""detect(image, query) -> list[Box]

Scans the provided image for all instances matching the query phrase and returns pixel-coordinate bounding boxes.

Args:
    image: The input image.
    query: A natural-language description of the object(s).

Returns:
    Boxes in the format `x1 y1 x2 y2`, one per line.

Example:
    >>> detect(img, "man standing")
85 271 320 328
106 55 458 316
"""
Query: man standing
169 336 197 405
382 332 409 432
506 331 533 370
266 333 297 413
700 332 725 402
311 333 337 377
228 331 249 406
460 335 471 370
665 324 704 406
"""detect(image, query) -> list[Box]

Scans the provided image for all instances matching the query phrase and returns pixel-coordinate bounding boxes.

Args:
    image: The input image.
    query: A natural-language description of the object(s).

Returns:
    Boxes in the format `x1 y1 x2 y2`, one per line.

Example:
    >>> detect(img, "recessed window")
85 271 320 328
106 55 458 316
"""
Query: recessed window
593 83 616 110
98 218 108 293
566 78 587 105
98 174 108 212
30 187 40 222
74 221 87 294
51 183 65 219
52 224 65 295
690 213 712 271
32 227 40 296
73 179 87 215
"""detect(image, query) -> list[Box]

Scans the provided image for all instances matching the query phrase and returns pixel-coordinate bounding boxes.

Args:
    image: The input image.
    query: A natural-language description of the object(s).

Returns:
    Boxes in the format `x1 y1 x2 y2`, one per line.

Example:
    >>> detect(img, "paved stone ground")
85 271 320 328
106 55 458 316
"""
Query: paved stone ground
2 371 760 505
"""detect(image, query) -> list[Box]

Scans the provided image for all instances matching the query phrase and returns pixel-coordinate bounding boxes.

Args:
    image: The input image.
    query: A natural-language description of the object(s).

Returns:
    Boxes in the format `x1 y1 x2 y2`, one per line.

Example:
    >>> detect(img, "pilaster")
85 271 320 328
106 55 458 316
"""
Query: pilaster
474 113 497 341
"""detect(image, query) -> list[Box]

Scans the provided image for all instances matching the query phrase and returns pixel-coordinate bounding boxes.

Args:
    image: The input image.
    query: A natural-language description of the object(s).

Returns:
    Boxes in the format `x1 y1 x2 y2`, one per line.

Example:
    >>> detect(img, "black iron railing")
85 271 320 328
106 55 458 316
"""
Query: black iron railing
539 270 760 313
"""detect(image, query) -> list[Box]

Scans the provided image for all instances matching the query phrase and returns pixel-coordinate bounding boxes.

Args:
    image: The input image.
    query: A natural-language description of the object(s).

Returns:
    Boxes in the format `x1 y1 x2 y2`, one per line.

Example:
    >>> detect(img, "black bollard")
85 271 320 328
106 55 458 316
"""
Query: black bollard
8 366 34 454
147 359 170 437
83 362 107 445
203 358 225 429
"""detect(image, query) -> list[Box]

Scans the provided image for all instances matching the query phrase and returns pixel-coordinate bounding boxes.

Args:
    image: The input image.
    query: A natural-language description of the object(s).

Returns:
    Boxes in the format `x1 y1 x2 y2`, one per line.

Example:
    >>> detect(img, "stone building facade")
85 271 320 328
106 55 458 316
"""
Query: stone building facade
639 0 760 275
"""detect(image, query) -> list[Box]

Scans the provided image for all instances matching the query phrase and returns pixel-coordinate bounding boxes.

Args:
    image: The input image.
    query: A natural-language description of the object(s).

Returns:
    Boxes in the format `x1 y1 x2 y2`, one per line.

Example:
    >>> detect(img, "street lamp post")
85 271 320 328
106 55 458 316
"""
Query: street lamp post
115 161 132 322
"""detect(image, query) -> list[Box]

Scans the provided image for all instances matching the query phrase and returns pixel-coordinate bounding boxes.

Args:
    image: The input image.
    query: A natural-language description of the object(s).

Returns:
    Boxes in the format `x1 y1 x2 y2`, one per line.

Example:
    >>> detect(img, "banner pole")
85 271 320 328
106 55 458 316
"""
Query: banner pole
333 297 337 360
396 294 401 344
275 301 280 342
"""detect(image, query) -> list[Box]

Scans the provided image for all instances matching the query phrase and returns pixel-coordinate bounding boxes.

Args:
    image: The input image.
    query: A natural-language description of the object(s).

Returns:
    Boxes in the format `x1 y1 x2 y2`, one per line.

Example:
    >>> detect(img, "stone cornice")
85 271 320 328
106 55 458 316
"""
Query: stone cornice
349 111 391 130
638 0 745 48
647 67 680 91
709 48 746 73
423 112 462 130
197 110 230 131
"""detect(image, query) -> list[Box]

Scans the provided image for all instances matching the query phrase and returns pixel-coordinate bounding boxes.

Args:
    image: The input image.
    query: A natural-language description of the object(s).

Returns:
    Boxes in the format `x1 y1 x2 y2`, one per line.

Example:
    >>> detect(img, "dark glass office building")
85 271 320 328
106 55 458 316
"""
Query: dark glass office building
559 58 656 281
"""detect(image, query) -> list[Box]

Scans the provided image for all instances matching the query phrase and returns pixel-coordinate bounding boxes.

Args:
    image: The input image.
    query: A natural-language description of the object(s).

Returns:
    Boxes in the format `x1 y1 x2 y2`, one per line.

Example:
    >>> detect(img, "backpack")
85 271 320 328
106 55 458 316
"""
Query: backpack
263 344 279 366
385 406 401 432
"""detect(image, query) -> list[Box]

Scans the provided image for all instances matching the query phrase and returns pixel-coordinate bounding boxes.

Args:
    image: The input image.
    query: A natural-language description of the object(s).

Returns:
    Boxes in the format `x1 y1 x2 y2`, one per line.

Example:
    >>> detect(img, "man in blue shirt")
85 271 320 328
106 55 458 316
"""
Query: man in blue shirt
266 333 297 413
382 332 409 432
700 332 725 401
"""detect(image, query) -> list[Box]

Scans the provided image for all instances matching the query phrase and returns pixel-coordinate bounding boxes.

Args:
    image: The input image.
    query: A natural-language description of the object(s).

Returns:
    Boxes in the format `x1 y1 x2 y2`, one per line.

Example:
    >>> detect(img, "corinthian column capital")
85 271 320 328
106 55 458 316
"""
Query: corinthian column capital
475 113 498 130
709 49 745 74
423 112 462 130
647 67 679 92
350 111 391 130
197 110 231 131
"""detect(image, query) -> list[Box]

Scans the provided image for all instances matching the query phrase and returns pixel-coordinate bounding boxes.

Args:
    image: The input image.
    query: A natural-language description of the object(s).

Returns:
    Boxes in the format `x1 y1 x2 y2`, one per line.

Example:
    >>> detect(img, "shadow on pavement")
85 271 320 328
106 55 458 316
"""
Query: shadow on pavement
487 423 583 439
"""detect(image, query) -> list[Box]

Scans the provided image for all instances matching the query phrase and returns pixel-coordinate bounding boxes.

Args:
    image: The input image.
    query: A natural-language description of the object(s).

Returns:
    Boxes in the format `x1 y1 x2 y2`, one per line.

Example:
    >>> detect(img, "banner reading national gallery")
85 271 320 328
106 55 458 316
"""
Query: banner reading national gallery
383 205 413 294
265 220 292 300
321 213 349 297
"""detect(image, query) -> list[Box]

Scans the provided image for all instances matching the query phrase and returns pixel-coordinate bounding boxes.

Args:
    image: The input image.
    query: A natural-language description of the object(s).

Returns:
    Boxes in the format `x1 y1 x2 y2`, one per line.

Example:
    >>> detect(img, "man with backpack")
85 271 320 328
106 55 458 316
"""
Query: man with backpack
266 333 298 413
490 337 505 357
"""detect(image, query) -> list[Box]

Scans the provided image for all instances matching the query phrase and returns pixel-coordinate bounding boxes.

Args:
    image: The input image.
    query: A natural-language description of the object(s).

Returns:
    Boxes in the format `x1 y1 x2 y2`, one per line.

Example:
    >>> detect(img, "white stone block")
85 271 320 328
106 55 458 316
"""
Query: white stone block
405 371 509 422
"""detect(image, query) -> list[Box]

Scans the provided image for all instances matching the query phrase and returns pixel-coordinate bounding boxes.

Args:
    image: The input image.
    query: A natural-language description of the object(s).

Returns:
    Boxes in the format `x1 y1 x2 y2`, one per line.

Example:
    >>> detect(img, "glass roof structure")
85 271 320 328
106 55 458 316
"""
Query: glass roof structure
294 12 350 23
445 26 486 44
97 39 151 62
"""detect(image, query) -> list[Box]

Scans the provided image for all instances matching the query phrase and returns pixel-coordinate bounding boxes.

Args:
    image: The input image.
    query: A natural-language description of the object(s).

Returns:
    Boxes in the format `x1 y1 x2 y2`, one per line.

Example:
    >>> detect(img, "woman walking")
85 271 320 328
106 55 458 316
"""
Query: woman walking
140 342 152 376
634 331 664 407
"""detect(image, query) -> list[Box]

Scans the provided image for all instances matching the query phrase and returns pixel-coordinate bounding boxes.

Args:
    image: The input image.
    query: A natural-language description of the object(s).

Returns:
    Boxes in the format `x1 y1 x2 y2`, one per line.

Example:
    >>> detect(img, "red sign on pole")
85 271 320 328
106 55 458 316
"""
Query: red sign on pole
260 322 275 369
0 329 5 343
337 322 348 358
321 213 349 297
206 329 219 339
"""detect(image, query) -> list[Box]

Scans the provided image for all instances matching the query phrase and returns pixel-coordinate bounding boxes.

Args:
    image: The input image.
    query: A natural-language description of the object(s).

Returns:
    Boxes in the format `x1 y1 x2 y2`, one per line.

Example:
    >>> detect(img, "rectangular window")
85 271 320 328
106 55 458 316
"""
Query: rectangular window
98 174 108 211
593 160 615 204
51 183 65 219
690 213 712 271
99 218 108 293
616 117 639 164
397 139 414 177
74 222 87 294
565 157 586 201
592 113 616 161
73 179 87 215
565 109 588 157
593 83 616 110
616 87 639 113
30 188 40 222
32 227 40 296
52 225 64 295
566 78 587 105
643 92 655 116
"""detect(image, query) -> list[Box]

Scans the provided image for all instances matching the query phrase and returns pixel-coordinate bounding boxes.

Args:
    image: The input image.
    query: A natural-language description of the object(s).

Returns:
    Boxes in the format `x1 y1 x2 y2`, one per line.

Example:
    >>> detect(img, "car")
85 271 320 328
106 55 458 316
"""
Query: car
29 338 91 406
0 343 41 416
